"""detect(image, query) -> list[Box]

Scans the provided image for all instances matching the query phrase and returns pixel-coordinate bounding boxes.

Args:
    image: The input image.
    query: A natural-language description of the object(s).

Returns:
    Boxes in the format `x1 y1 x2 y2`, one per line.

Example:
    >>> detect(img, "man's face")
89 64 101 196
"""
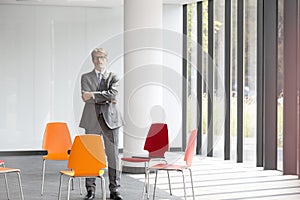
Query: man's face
92 52 107 72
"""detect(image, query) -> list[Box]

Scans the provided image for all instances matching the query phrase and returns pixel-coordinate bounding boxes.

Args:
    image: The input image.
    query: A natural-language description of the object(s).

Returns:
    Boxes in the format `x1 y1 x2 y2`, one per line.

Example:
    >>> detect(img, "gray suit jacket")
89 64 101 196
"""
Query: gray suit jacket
79 70 123 133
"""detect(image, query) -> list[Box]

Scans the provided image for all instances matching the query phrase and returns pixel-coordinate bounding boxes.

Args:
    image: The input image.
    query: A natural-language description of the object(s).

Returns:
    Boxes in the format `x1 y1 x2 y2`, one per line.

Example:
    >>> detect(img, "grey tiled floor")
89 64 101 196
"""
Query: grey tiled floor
1 154 300 200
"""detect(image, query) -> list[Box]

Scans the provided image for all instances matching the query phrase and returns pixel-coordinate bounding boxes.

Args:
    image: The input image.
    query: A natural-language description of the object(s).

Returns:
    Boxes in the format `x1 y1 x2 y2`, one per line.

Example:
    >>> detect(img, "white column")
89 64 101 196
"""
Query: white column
123 0 163 173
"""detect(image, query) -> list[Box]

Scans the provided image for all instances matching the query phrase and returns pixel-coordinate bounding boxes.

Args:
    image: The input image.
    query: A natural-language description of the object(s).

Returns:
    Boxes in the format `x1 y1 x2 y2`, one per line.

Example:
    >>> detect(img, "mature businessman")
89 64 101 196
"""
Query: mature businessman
80 48 123 200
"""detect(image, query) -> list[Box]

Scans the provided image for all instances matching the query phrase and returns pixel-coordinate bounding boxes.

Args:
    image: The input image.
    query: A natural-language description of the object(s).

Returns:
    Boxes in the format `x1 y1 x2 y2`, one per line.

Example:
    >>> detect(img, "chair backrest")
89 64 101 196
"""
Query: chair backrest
184 129 197 166
42 122 72 159
68 134 107 176
144 123 169 158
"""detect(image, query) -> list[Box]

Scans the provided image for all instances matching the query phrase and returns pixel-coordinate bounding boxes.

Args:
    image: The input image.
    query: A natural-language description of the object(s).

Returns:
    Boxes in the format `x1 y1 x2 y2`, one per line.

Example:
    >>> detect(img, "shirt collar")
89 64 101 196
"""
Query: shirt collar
95 69 105 75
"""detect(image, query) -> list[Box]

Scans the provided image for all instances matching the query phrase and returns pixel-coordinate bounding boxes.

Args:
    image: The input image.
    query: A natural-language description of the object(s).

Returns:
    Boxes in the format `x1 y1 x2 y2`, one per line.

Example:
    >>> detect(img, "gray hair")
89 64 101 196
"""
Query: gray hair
91 48 107 58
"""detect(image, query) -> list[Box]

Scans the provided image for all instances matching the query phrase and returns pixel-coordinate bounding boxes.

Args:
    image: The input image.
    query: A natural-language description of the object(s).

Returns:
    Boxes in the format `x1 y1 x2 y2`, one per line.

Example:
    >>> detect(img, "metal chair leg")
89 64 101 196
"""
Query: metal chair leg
152 170 158 200
144 162 148 194
3 173 10 199
71 178 74 190
181 171 186 200
79 178 83 195
16 172 24 200
188 168 195 200
100 176 106 200
67 177 73 200
146 163 150 199
166 171 172 195
58 174 63 200
2 163 10 199
142 168 150 200
162 159 172 195
141 167 146 200
41 159 46 195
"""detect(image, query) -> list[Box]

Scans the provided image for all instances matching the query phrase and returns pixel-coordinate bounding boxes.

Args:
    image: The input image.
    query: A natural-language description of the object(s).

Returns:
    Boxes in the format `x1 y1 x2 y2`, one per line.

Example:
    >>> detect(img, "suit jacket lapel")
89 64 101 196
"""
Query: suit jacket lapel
90 70 99 90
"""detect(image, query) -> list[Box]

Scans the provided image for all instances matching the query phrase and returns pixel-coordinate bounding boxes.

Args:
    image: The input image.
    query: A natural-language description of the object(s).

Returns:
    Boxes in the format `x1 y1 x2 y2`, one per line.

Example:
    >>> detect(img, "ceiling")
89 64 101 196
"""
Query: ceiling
0 0 199 8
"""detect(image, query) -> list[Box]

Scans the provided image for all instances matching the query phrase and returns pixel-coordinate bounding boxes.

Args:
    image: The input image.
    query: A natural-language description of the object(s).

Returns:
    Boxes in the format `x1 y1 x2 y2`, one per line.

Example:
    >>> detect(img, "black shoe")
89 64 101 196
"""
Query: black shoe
110 192 123 200
84 191 95 200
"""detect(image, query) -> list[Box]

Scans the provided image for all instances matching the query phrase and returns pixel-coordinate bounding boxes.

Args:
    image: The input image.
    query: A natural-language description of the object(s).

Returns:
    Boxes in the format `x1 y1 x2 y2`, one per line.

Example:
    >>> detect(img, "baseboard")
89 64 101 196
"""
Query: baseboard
0 147 182 156
0 150 47 156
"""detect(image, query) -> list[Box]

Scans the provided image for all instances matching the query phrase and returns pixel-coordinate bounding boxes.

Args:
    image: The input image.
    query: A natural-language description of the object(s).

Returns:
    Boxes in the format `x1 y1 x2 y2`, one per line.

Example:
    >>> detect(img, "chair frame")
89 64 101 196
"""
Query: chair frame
145 129 197 200
58 134 107 200
0 160 9 199
0 162 24 200
120 123 172 198
58 174 105 200
41 122 75 196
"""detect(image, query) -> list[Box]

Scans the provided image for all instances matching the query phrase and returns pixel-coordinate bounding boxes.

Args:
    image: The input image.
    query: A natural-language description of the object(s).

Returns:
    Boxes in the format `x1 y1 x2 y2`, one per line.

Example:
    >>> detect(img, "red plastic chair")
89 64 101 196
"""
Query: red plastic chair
121 123 169 168
146 129 197 200
41 122 73 195
121 123 171 197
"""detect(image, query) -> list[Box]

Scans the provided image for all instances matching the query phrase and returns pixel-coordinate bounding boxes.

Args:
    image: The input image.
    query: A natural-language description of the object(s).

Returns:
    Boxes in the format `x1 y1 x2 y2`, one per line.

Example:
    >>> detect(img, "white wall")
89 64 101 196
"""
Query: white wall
0 4 124 150
0 4 182 151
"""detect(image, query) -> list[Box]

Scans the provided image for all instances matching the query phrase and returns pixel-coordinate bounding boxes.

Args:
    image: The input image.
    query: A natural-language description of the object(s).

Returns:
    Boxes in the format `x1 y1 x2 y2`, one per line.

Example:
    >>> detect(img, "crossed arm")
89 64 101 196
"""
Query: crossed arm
81 73 119 103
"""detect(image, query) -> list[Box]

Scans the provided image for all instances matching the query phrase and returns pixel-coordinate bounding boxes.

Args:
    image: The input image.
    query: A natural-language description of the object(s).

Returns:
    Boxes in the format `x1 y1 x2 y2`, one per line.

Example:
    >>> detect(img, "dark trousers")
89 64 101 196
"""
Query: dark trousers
85 114 120 193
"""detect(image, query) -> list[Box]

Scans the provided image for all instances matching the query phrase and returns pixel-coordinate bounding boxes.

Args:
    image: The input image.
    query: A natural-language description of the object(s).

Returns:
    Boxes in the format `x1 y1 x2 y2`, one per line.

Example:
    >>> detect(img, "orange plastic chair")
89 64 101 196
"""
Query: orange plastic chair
41 122 73 195
0 162 24 200
58 134 107 200
120 123 171 197
146 129 197 200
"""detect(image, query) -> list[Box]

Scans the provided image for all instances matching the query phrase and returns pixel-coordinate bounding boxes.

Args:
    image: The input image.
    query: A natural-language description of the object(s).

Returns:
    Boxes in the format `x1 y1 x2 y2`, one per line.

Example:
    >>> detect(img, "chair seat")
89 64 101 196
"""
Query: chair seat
60 169 105 177
0 167 21 173
149 163 188 171
121 157 150 163
43 154 69 160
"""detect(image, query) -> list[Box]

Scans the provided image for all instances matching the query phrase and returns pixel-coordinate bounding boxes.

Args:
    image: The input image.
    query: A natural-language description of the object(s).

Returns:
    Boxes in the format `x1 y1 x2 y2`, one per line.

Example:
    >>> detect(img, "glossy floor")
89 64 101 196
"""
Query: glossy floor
0 154 299 200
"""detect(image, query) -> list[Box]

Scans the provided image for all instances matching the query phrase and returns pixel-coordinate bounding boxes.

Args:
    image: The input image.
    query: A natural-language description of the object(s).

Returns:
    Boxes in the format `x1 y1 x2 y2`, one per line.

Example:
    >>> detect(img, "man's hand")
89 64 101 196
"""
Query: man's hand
82 91 93 101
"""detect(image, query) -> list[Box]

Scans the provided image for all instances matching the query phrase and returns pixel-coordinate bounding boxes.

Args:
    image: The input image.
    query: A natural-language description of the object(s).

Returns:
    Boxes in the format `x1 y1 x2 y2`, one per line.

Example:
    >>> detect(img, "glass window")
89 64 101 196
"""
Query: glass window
231 0 238 161
187 3 198 146
185 0 260 164
277 0 284 171
243 0 257 164
213 0 225 158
